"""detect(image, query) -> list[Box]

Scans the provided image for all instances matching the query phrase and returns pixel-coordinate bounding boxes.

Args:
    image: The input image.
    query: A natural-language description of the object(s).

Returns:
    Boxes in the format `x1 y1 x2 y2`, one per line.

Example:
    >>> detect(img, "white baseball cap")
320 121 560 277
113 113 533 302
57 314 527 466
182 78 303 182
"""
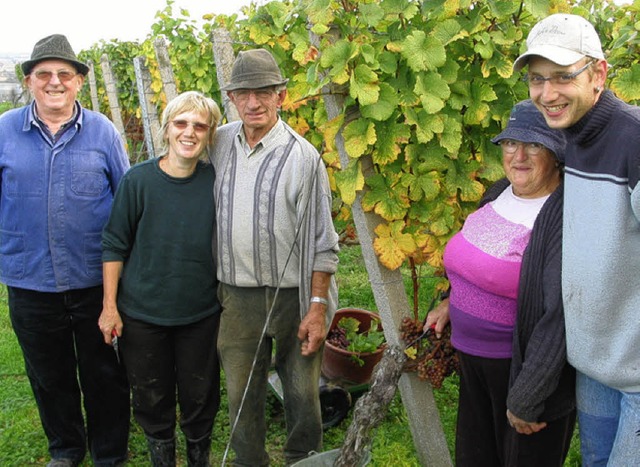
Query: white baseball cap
513 14 605 71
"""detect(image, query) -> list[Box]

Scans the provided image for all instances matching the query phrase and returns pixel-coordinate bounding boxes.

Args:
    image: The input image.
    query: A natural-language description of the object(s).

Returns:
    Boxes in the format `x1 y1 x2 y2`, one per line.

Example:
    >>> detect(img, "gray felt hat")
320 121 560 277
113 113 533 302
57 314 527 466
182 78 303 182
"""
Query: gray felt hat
21 34 89 76
223 49 289 91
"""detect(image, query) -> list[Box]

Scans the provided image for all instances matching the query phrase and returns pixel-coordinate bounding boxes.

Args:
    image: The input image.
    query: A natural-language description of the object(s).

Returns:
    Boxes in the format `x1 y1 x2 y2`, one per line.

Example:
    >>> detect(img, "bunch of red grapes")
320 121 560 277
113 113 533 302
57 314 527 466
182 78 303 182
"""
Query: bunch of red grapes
400 317 459 389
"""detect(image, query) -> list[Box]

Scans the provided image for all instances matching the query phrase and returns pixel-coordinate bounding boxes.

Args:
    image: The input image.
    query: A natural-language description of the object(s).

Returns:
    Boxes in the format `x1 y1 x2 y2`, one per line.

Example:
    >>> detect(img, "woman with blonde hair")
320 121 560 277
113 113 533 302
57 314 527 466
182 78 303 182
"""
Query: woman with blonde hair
99 91 222 466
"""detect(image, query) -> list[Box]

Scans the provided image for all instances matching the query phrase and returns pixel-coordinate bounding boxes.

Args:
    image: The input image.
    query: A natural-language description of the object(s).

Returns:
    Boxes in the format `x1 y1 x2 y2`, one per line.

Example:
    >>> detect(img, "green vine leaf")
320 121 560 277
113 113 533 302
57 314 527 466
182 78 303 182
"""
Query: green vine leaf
361 83 399 121
350 64 380 105
415 71 451 114
391 31 446 72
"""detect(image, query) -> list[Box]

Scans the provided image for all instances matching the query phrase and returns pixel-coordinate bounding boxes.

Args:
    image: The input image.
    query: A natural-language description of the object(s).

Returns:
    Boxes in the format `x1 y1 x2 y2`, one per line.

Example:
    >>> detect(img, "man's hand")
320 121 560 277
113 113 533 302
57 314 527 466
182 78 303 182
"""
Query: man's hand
506 409 547 435
298 304 327 356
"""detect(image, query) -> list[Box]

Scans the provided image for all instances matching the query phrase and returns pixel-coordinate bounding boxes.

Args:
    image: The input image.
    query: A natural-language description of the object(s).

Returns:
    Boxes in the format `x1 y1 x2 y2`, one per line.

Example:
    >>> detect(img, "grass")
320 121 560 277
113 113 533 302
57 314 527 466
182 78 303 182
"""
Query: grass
0 245 581 466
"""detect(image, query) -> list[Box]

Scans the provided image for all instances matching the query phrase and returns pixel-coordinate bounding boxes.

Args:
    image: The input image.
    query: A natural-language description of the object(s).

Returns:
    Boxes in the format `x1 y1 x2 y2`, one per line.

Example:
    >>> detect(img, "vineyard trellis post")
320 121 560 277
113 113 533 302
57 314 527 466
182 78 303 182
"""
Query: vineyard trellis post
133 56 161 160
211 28 240 123
86 61 100 112
153 37 178 103
311 26 453 466
99 54 126 141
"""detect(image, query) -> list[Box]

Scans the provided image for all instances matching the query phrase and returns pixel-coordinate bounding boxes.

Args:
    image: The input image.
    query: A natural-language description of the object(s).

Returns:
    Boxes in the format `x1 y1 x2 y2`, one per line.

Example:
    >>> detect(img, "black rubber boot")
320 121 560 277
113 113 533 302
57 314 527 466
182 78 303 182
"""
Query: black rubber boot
186 435 211 467
146 436 176 467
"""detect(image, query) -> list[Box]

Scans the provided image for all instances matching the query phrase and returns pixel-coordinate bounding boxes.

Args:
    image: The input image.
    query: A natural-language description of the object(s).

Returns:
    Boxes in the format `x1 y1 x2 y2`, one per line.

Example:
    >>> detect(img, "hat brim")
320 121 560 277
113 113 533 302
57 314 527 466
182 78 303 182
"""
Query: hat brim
513 45 586 72
21 56 89 76
222 77 289 91
491 127 559 155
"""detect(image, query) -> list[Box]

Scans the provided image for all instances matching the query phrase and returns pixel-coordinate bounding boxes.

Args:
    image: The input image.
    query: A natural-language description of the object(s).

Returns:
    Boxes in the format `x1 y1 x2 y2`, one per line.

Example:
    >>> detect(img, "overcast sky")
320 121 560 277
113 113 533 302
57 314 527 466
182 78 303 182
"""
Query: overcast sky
0 0 259 55
2 0 632 56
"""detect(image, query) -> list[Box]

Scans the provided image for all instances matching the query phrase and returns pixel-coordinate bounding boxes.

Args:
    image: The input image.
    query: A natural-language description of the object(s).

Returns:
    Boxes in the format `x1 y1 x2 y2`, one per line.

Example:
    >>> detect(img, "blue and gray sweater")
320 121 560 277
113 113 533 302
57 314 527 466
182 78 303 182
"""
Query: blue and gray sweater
562 90 640 392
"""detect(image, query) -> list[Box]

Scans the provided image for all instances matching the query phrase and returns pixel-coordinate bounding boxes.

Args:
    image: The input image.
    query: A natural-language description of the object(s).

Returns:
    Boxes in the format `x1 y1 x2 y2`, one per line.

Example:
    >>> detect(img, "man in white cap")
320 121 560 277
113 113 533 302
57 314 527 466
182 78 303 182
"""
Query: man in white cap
514 13 640 466
210 49 339 465
0 35 130 466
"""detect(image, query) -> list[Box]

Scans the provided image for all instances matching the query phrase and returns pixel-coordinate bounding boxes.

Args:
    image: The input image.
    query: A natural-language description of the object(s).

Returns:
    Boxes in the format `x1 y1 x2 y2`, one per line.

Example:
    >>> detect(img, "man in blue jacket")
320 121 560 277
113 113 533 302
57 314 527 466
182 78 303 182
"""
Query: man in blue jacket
0 35 130 467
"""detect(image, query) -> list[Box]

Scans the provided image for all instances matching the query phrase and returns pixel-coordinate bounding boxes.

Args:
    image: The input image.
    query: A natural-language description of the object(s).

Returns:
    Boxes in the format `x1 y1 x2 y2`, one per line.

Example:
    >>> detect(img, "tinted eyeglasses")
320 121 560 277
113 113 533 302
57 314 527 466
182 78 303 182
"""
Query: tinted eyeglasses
32 70 77 82
499 139 546 155
171 120 210 133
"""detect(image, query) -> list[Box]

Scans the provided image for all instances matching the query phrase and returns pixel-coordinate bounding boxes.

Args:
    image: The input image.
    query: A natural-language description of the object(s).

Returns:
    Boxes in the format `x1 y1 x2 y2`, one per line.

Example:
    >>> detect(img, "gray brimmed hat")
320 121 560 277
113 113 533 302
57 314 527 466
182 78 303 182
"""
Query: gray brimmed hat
513 14 604 72
223 49 289 91
21 34 89 76
491 100 566 157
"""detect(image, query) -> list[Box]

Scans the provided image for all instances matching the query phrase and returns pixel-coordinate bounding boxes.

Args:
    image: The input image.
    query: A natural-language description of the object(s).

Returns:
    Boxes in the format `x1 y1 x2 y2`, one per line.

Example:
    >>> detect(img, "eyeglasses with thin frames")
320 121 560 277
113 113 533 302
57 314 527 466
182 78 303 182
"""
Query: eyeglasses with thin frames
499 139 546 155
171 120 210 133
523 60 595 87
232 88 277 102
32 69 78 83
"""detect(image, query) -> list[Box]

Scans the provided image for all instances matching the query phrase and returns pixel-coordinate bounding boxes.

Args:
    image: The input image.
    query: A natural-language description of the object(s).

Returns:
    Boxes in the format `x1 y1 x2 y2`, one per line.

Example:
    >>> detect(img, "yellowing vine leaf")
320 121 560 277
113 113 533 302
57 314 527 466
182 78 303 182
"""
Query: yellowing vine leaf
611 65 640 101
343 118 377 159
362 173 410 221
372 120 410 166
334 159 365 205
373 221 417 270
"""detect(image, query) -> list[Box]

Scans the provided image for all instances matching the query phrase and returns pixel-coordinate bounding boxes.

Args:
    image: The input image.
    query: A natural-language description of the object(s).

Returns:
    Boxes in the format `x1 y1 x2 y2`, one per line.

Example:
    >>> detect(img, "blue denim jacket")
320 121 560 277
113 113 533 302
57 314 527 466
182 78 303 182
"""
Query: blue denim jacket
0 102 130 292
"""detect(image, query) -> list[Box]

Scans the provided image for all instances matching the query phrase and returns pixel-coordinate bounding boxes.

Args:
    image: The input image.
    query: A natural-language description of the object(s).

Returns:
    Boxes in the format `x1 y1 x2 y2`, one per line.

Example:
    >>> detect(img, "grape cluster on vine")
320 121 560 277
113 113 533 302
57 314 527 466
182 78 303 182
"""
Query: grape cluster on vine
400 317 458 389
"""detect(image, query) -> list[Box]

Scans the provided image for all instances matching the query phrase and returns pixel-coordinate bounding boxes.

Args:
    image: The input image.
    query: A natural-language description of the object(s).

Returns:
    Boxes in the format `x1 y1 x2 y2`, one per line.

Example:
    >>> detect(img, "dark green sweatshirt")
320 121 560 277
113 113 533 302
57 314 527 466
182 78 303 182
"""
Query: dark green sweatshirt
102 157 220 326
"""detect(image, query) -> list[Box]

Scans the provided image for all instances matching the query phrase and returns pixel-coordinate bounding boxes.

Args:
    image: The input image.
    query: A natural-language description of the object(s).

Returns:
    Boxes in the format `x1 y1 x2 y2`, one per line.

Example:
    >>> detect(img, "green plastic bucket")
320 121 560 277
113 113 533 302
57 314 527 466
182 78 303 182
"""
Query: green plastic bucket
291 449 371 466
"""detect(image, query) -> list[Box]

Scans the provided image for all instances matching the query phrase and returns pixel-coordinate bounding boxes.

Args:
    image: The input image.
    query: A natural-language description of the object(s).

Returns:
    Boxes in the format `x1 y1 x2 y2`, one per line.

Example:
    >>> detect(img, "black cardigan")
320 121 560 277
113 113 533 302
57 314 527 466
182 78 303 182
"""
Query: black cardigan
480 179 575 422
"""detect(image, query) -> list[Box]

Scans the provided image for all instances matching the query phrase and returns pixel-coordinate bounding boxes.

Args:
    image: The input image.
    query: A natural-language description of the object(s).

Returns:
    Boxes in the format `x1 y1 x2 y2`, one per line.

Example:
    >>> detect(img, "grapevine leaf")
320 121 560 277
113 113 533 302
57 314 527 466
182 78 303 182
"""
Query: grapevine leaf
611 65 640 101
372 119 411 165
406 109 445 144
380 0 419 19
350 64 380 105
359 2 386 27
361 82 399 121
415 71 450 114
362 173 410 221
439 115 463 153
463 81 498 125
343 118 377 159
403 171 441 202
373 221 417 270
396 31 446 72
320 39 358 84
523 0 552 18
431 18 467 46
320 113 345 154
334 159 365 205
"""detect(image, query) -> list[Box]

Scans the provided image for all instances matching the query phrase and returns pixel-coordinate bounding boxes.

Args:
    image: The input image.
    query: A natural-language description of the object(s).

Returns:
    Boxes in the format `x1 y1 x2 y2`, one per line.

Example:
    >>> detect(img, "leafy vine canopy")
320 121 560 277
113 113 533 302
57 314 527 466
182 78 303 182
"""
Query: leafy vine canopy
78 0 640 271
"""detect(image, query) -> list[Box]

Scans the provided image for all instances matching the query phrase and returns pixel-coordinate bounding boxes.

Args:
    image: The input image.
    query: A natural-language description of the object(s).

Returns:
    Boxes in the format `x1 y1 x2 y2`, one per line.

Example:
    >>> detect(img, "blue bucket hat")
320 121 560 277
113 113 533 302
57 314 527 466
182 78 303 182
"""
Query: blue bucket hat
491 100 566 157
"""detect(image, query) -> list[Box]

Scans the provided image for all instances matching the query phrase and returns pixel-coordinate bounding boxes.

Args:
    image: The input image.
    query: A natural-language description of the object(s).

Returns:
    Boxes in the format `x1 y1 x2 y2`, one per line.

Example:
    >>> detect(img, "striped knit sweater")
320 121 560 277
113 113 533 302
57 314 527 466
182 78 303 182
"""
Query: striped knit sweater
561 90 640 392
483 180 575 422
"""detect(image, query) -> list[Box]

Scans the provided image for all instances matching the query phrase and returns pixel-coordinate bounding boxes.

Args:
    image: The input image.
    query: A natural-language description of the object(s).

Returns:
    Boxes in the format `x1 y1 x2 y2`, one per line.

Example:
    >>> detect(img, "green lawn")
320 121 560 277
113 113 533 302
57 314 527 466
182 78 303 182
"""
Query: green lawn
0 245 581 466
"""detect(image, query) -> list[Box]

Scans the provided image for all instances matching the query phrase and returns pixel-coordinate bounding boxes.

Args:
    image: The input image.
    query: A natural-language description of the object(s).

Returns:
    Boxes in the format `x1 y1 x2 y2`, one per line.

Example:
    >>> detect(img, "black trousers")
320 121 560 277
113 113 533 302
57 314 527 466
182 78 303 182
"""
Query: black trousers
456 351 576 467
120 312 221 441
8 285 130 466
